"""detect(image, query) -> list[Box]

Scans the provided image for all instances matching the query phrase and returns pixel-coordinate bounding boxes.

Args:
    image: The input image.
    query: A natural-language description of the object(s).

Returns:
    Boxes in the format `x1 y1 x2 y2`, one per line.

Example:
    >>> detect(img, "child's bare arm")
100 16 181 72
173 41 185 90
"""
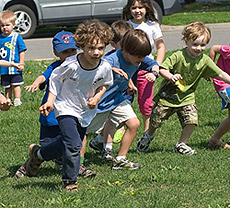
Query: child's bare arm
24 75 46 92
39 92 56 116
218 71 230 84
112 67 128 80
127 79 137 94
87 85 108 109
209 45 221 61
18 51 25 71
160 68 182 82
0 60 20 69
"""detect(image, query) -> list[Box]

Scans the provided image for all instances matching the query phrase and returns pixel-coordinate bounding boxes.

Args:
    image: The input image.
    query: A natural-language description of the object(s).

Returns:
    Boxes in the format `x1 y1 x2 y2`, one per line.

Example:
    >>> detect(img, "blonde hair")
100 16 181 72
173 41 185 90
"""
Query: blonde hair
0 10 16 25
121 29 151 57
182 21 211 44
74 19 114 48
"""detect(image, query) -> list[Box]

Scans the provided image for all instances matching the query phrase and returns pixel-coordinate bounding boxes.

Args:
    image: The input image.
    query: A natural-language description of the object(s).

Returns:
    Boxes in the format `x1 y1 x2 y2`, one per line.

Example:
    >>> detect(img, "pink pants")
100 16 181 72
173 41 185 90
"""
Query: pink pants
136 70 155 116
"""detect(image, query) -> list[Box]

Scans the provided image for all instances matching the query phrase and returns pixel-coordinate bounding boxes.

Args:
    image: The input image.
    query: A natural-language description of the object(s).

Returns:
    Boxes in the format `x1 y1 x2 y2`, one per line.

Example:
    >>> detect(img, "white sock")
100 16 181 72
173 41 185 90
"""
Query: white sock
14 98 20 102
37 149 44 160
116 155 126 161
104 142 113 150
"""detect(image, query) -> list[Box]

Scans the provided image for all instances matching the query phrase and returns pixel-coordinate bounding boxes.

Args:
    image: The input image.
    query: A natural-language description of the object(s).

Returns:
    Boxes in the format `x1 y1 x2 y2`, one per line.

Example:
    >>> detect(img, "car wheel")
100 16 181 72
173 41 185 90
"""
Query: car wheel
151 1 163 23
8 4 37 39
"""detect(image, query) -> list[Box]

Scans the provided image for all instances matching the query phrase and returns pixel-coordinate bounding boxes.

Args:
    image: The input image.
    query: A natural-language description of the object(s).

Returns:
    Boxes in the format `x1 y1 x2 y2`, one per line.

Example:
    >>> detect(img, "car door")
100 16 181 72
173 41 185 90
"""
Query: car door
92 0 126 20
38 0 92 21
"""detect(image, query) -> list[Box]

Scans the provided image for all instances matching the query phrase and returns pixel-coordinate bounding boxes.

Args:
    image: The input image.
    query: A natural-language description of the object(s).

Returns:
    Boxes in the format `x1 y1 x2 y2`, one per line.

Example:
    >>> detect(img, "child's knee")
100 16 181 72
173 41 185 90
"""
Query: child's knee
126 117 140 130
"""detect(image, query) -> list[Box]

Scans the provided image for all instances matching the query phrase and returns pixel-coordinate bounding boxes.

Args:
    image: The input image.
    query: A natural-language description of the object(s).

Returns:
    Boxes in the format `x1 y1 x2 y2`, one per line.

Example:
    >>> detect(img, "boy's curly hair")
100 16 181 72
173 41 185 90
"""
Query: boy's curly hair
182 21 211 44
74 19 114 48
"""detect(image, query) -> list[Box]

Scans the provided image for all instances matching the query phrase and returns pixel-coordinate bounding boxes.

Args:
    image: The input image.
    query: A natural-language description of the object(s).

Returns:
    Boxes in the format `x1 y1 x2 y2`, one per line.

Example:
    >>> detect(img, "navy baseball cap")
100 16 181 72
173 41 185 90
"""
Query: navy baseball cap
52 30 78 53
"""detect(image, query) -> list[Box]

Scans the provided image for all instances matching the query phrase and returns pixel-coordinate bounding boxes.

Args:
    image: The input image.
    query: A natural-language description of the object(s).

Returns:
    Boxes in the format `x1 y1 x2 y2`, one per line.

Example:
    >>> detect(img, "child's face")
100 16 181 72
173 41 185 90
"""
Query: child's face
56 48 77 62
185 35 207 58
82 39 105 67
123 51 145 66
0 19 14 36
130 1 146 23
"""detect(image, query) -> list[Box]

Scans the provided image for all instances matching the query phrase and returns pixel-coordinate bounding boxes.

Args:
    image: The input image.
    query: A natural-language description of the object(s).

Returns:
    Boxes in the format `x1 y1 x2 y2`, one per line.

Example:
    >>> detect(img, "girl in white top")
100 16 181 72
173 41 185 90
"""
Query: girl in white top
122 0 165 132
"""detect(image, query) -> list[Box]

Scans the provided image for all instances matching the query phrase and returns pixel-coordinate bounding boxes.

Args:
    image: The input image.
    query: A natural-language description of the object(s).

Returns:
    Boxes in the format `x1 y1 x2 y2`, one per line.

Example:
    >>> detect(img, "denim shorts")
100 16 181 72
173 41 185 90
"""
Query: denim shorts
150 103 198 129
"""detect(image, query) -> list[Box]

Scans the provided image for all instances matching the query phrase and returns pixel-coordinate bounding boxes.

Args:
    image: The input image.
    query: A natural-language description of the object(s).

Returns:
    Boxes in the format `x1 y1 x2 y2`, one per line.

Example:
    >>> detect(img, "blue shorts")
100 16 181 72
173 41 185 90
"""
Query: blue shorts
1 74 24 88
217 88 230 110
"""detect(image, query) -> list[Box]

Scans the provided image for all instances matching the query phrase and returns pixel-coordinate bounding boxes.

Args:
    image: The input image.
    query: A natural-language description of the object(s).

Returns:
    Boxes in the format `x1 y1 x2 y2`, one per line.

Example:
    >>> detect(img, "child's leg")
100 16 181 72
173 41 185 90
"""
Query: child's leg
13 85 21 99
178 124 196 144
57 115 85 183
5 86 12 100
136 71 154 132
209 105 230 148
117 117 139 156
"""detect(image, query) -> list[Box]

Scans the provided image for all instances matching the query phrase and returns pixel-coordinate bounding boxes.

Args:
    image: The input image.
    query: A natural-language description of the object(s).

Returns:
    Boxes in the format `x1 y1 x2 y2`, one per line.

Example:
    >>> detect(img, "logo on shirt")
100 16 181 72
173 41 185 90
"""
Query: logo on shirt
4 42 15 50
93 77 103 86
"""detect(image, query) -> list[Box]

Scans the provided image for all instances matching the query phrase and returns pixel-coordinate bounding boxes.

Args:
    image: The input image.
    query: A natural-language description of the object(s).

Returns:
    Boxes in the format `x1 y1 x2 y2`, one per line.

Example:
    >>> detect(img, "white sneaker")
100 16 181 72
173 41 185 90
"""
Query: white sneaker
175 142 197 155
14 99 22 106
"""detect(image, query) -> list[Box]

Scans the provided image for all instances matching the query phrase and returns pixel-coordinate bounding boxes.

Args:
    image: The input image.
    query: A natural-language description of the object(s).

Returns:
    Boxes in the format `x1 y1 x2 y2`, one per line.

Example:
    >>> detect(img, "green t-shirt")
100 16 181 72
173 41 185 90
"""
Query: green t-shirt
154 48 222 107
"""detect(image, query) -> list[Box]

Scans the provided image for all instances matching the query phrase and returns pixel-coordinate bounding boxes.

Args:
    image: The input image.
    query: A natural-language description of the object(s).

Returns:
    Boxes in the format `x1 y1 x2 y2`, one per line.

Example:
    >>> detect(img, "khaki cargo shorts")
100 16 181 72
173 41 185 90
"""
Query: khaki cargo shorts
150 103 198 129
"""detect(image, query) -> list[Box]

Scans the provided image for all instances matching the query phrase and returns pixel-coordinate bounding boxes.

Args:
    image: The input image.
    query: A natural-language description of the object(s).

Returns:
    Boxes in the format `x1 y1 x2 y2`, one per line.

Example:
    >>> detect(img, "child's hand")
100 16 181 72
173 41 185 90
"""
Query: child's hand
169 74 182 82
87 97 97 109
39 102 53 116
11 63 20 70
17 63 25 71
24 83 39 92
145 72 156 82
127 85 137 95
112 67 128 80
0 101 12 111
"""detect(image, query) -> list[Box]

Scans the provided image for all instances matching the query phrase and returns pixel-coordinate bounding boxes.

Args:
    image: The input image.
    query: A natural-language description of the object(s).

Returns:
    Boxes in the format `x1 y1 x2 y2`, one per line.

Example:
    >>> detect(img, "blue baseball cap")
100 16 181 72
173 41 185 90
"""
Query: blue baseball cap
52 30 78 53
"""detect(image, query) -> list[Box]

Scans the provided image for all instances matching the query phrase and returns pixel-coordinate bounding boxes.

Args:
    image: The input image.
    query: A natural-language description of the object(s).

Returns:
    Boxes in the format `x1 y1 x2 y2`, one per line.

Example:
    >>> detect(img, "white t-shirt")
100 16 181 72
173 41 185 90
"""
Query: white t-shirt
128 19 162 58
49 54 113 127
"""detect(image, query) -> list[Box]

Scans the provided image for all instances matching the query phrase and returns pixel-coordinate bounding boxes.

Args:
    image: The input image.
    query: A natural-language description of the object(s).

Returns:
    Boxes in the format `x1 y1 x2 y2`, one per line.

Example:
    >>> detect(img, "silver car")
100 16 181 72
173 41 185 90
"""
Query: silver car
0 0 181 38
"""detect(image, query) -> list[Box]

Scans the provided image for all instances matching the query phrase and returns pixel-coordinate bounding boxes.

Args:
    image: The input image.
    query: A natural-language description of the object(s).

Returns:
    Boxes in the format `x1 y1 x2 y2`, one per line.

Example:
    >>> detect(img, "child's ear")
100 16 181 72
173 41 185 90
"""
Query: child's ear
110 41 117 49
53 50 59 57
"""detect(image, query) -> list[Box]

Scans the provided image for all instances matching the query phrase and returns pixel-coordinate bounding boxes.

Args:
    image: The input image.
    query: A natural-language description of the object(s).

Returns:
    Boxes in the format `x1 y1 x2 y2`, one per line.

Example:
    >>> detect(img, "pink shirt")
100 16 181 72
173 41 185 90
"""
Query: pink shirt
213 45 230 92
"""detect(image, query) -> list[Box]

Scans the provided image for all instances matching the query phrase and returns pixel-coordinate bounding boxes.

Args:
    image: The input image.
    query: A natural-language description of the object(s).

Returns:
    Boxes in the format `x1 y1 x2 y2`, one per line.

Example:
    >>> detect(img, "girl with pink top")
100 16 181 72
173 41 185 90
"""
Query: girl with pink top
209 45 230 149
122 0 165 132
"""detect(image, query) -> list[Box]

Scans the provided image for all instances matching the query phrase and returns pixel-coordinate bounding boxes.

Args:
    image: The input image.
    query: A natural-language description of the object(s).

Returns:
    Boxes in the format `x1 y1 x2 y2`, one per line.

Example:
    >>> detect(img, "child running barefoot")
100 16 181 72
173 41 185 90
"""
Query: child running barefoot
208 45 230 149
137 21 230 154
122 0 165 132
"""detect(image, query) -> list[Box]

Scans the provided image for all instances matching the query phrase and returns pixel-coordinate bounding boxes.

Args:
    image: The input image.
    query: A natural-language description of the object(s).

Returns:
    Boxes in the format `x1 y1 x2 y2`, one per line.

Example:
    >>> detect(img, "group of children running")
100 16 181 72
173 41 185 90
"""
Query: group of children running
1 0 230 192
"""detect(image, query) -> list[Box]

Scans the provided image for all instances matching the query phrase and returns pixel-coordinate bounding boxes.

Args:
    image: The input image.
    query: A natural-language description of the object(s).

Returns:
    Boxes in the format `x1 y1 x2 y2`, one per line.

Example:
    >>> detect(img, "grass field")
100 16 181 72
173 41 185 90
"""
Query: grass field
1 50 230 208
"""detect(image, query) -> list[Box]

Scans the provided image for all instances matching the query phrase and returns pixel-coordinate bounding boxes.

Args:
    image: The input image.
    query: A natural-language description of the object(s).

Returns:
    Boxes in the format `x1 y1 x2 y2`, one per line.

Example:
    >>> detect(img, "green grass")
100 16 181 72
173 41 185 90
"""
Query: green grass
163 2 230 25
1 50 230 207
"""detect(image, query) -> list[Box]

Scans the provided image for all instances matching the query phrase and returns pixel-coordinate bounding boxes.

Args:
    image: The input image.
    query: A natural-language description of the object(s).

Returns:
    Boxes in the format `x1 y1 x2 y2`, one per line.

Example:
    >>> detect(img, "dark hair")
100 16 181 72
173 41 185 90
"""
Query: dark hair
122 0 158 22
182 21 211 44
111 20 133 43
121 29 151 57
74 19 114 48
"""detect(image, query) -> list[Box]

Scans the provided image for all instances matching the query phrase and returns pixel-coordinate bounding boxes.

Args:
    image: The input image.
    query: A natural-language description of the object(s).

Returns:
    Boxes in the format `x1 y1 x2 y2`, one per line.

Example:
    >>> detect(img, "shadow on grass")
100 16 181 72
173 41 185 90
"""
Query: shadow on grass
13 181 60 191
3 165 59 180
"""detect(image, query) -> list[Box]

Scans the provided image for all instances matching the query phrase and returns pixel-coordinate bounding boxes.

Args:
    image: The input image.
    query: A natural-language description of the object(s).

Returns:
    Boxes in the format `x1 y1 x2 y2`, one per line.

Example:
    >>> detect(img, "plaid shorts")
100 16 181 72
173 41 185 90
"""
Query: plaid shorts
150 103 198 129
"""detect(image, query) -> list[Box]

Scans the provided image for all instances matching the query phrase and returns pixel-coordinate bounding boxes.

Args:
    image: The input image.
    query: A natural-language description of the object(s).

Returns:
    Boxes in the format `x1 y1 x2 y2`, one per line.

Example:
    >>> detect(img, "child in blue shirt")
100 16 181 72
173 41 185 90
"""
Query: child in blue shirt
0 10 27 106
87 29 159 170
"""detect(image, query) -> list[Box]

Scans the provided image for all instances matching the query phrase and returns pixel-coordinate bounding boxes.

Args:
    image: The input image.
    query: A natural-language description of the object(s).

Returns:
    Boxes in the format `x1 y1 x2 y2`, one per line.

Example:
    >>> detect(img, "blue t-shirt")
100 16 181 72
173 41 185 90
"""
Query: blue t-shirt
97 49 158 112
39 60 61 126
0 33 27 75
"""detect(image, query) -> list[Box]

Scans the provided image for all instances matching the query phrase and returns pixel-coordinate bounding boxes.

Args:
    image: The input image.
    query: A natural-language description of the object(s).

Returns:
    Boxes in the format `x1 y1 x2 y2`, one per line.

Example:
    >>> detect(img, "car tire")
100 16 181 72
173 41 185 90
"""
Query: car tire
8 4 37 39
151 1 163 23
